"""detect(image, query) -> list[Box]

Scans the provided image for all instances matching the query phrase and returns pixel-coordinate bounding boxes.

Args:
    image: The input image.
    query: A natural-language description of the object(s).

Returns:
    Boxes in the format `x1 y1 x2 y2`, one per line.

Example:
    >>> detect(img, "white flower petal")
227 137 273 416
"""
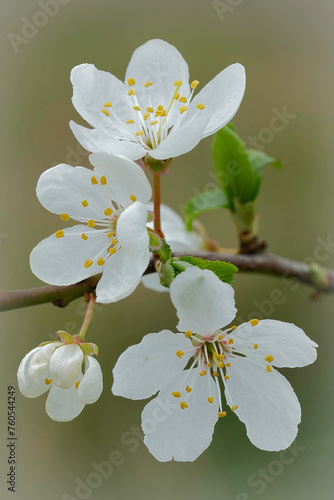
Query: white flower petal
117 202 149 254
233 320 318 368
77 356 103 404
30 225 109 286
142 368 219 462
49 344 83 389
95 248 150 303
146 203 203 252
112 331 192 400
149 110 210 160
226 356 301 451
192 63 246 138
28 342 61 382
125 39 190 115
71 63 131 132
17 347 51 398
46 383 85 422
170 267 236 336
36 164 111 221
89 152 152 206
141 273 169 293
70 121 145 161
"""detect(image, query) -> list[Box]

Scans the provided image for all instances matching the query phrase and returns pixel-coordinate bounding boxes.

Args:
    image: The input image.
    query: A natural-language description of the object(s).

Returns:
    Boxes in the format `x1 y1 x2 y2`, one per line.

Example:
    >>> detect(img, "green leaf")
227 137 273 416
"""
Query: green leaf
184 189 230 230
248 149 283 199
212 126 258 208
179 256 238 284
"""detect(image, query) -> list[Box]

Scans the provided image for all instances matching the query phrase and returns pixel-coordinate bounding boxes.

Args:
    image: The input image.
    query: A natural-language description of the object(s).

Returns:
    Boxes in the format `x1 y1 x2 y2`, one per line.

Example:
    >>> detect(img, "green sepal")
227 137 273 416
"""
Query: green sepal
147 211 154 223
178 256 238 284
152 238 172 263
147 228 162 250
184 189 230 231
80 342 99 356
56 331 75 343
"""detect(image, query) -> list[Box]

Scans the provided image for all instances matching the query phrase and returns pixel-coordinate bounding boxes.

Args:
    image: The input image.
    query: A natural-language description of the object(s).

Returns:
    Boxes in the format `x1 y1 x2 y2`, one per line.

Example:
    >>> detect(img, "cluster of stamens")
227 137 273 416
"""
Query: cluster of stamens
54 174 138 269
99 77 205 150
172 319 275 419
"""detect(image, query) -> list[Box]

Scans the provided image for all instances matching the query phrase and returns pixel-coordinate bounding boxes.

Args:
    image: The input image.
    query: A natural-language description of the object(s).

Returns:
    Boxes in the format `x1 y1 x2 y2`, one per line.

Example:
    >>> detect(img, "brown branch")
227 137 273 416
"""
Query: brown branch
0 252 333 313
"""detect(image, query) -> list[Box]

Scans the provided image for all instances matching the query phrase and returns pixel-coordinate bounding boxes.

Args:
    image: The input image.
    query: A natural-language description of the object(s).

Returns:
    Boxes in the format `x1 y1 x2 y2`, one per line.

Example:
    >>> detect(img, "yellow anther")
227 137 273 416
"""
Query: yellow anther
75 381 81 389
231 325 237 331
87 220 95 228
191 80 199 89
101 109 110 117
81 233 88 240
100 176 107 185
172 391 182 398
199 104 205 110
218 335 223 340
208 397 214 404
126 119 134 124
136 130 144 136
45 378 52 385
146 107 154 113
91 176 98 185
179 97 187 103
218 411 227 418
144 81 153 87
157 104 164 111
174 92 180 100
143 111 150 121
109 247 117 255
84 259 93 268
133 105 141 111
55 230 64 238
184 330 192 338
127 77 136 86
224 375 230 380
151 120 158 125
61 213 70 221
228 338 234 345
200 370 207 376
226 362 231 368
196 103 203 108
217 362 224 369
104 207 113 216
213 371 219 377
174 80 183 86
265 355 274 363
130 195 137 202
253 344 258 349
179 105 188 114
82 200 88 207
231 405 239 412
266 365 272 373
111 238 117 245
107 232 115 238
128 89 136 96
250 319 259 327
176 350 184 358
104 102 112 107
185 385 192 393
180 402 188 410
207 363 212 368
97 258 105 266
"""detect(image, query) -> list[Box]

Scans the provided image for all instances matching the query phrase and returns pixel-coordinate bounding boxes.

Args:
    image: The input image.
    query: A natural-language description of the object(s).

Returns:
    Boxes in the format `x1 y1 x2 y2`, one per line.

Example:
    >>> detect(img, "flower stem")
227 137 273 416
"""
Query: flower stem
78 293 96 341
153 173 163 237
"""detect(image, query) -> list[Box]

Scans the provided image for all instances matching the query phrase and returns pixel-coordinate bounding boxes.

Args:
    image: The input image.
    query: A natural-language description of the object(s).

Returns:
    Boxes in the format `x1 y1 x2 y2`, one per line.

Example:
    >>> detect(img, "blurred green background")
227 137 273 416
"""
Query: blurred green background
1 0 334 499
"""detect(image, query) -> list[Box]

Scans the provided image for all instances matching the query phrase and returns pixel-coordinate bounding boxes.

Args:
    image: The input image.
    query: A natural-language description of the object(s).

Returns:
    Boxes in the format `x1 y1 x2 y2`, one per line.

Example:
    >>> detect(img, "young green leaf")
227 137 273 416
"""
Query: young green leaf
178 256 238 284
184 189 230 230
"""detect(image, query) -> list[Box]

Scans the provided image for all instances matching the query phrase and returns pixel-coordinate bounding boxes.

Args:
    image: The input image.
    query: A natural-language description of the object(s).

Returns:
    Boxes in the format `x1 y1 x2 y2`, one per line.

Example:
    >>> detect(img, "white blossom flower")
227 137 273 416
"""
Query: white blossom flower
70 39 246 162
17 332 103 422
30 153 152 303
142 203 204 292
112 267 317 462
